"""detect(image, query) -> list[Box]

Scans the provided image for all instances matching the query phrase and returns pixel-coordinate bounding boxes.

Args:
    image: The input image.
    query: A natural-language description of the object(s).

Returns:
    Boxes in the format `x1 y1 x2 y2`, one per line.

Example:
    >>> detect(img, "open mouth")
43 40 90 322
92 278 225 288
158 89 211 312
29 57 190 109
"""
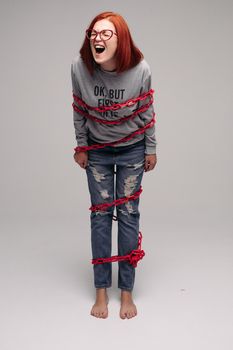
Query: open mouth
95 45 105 54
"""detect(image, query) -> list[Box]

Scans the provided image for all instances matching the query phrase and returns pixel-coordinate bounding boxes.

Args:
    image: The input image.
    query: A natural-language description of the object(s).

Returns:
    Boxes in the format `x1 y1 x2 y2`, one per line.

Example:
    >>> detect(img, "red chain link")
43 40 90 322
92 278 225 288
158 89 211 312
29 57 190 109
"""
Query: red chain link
90 187 145 267
92 232 145 267
89 186 142 212
72 96 154 125
72 88 156 152
73 89 154 112
74 117 155 152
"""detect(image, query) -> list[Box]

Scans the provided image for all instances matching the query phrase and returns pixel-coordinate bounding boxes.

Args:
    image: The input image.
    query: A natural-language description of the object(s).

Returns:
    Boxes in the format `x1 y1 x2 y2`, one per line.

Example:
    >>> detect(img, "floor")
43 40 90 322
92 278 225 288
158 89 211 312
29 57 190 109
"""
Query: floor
0 211 232 350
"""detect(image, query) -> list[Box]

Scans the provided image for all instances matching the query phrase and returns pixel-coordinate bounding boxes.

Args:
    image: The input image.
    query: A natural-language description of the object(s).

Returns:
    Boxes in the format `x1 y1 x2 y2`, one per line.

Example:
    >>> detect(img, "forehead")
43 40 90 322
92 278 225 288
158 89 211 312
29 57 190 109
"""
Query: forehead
93 19 116 31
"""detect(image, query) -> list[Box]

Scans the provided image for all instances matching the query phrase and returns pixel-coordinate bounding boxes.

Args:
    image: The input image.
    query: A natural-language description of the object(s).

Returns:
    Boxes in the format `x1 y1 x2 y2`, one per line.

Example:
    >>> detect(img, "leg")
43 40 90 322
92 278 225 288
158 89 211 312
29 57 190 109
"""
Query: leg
86 153 114 289
86 150 115 318
115 141 145 319
116 143 145 291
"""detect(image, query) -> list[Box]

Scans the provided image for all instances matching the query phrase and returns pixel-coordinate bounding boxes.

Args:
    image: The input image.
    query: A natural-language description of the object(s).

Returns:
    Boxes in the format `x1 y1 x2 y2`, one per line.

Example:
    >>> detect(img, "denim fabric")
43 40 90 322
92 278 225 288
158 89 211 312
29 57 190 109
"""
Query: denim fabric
85 138 145 291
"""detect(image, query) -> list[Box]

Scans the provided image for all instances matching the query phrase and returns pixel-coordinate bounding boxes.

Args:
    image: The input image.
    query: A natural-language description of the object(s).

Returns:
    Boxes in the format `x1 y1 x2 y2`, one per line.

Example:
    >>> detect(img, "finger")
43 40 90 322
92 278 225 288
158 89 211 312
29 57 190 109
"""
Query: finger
84 159 88 168
144 162 149 171
148 163 155 171
146 162 152 171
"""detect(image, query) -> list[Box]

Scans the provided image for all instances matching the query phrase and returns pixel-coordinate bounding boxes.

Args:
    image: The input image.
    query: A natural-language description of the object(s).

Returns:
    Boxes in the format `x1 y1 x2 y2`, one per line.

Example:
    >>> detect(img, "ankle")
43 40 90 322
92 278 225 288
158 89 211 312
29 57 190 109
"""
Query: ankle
96 288 107 298
121 289 132 294
121 290 133 299
96 287 106 293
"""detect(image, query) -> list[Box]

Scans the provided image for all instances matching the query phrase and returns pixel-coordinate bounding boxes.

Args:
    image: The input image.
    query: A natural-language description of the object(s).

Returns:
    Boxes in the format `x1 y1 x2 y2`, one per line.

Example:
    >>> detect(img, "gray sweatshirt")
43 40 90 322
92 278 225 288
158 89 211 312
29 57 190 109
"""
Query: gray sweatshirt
71 56 157 154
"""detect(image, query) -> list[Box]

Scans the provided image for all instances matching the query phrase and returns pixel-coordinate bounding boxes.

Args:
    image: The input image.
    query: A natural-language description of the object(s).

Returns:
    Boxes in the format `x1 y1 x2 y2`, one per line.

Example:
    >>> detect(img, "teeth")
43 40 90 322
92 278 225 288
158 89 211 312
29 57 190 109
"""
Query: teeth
95 45 105 48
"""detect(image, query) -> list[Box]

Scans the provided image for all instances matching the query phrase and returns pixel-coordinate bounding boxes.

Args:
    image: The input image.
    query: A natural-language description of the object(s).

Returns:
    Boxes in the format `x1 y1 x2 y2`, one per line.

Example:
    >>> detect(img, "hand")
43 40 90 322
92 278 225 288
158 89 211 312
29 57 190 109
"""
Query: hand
74 151 88 169
144 154 157 172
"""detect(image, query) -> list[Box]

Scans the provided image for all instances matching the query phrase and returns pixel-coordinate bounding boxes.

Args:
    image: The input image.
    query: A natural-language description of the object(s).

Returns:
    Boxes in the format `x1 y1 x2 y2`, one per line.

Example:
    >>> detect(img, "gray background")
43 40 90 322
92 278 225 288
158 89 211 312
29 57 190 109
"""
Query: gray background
0 0 232 349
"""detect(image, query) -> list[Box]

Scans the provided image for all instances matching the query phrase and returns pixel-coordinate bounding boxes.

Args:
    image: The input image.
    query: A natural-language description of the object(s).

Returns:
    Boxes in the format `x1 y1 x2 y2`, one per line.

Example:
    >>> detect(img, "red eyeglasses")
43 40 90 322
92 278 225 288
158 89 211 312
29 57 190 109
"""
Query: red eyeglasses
86 29 117 41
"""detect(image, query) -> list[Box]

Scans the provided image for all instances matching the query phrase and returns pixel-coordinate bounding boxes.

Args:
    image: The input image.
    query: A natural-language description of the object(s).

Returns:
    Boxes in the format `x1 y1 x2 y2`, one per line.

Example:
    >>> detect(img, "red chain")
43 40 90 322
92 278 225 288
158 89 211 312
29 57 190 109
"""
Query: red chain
73 88 156 152
90 187 145 267
72 90 152 267
72 96 154 125
73 89 154 112
90 186 142 212
92 232 145 267
74 116 155 152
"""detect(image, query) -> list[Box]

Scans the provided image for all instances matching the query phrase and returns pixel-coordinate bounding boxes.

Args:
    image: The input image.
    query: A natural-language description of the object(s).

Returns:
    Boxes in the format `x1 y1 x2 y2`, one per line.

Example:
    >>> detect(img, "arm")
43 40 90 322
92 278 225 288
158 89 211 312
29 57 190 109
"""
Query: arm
138 74 157 155
138 73 158 171
71 62 89 148
71 62 88 169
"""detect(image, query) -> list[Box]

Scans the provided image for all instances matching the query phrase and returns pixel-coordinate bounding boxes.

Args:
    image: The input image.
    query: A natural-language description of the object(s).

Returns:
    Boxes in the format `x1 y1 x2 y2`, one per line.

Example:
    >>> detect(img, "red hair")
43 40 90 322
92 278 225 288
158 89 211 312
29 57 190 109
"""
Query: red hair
79 11 144 76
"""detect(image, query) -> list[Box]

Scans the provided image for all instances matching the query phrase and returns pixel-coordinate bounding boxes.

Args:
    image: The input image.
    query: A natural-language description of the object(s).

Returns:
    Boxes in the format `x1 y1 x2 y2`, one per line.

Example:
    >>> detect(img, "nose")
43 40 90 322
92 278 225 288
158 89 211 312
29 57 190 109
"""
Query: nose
95 32 102 41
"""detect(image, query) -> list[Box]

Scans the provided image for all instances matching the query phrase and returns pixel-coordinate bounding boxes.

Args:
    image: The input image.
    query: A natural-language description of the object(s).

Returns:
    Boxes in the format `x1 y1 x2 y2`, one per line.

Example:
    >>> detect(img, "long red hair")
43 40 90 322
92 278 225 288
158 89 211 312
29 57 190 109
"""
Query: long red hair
79 11 144 75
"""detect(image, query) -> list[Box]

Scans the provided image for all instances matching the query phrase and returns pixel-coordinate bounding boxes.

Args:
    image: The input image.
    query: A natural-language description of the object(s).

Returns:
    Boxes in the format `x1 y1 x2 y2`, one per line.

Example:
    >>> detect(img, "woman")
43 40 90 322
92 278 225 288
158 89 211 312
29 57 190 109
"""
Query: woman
71 11 157 319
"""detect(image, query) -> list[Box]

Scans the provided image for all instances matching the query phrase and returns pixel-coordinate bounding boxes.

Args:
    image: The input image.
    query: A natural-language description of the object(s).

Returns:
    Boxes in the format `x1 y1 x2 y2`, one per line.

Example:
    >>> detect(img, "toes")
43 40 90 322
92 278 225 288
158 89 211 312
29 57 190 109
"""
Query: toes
120 311 126 319
99 311 107 318
90 309 108 318
126 309 137 318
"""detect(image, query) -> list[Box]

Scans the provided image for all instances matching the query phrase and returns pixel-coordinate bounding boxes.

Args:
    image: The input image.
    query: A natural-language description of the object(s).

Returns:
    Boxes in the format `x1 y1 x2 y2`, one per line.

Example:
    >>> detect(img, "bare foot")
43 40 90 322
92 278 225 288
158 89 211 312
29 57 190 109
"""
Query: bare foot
120 290 137 319
90 288 109 318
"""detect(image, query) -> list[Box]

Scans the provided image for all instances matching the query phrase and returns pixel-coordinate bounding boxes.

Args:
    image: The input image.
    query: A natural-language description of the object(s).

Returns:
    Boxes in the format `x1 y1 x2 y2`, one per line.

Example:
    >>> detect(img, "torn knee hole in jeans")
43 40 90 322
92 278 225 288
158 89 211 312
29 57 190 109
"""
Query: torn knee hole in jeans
100 189 110 199
94 211 110 216
89 165 105 183
123 175 139 214
126 161 144 170
117 208 129 216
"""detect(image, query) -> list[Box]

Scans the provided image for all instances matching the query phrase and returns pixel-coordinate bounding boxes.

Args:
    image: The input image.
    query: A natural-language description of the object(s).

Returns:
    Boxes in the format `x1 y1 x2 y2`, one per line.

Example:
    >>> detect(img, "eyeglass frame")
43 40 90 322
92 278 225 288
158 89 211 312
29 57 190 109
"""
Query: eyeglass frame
86 28 118 41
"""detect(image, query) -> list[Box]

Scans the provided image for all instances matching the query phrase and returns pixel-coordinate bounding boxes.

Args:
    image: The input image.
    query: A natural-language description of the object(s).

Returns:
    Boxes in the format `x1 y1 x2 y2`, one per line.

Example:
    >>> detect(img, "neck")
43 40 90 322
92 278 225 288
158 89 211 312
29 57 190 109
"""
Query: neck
102 67 116 72
100 59 117 72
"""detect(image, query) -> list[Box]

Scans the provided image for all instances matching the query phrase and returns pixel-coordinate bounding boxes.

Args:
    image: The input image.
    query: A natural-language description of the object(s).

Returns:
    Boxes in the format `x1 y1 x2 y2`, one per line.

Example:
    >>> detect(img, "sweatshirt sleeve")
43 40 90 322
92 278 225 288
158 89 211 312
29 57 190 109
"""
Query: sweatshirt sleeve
71 61 89 149
138 73 157 154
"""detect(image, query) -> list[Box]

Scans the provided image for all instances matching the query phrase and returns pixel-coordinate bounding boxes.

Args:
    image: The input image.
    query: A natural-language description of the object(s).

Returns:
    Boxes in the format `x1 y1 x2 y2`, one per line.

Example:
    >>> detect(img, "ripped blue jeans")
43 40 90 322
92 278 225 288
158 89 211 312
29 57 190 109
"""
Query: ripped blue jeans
85 138 145 291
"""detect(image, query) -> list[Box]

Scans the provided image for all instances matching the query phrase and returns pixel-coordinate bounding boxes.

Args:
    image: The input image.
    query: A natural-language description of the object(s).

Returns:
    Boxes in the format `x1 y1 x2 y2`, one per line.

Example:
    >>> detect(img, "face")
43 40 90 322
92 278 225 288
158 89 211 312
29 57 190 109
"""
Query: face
89 19 118 71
